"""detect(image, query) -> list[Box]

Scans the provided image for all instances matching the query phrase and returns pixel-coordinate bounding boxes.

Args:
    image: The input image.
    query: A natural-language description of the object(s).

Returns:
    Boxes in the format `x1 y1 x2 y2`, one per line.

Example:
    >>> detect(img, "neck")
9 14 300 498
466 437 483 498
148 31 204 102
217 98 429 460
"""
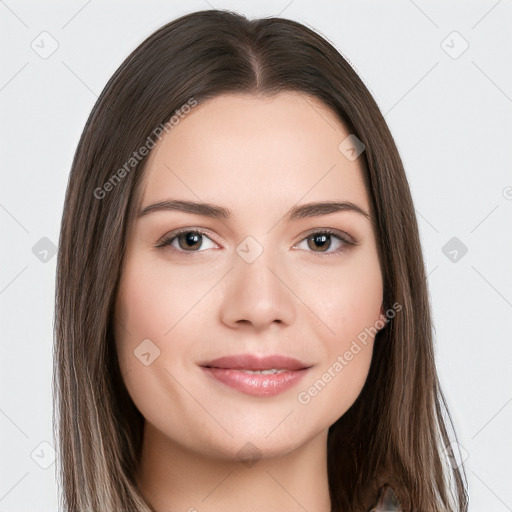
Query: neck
136 421 332 512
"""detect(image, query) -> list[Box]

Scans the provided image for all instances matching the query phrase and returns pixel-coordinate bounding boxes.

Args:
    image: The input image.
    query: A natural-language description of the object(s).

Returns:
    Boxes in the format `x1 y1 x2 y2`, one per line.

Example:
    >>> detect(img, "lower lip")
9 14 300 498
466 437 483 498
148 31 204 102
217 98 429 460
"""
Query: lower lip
200 367 309 397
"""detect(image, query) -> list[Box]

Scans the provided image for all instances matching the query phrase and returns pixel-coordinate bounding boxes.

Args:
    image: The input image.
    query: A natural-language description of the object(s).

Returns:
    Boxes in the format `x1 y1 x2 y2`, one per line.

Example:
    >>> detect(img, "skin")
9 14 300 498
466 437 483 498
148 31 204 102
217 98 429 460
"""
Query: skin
114 91 385 512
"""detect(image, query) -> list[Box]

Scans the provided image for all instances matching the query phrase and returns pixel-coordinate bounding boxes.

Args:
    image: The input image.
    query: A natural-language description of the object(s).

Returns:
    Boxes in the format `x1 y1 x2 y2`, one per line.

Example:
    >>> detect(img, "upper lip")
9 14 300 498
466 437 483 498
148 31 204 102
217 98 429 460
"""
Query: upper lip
199 354 311 371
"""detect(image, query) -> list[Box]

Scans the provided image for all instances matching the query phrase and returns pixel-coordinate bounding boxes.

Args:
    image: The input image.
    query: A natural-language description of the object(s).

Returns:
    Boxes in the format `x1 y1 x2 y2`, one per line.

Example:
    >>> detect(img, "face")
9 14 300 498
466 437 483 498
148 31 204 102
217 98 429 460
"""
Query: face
114 91 385 461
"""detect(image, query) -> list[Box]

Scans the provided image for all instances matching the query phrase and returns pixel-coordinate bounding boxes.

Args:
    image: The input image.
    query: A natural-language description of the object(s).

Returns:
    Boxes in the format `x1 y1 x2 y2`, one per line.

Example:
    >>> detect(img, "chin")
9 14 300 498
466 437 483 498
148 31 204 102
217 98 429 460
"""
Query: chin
184 415 327 463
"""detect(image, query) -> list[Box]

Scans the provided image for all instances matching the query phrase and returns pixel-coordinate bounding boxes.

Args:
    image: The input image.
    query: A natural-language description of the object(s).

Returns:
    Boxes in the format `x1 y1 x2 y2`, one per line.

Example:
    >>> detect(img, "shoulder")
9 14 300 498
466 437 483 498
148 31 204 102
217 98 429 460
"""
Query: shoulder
368 484 404 512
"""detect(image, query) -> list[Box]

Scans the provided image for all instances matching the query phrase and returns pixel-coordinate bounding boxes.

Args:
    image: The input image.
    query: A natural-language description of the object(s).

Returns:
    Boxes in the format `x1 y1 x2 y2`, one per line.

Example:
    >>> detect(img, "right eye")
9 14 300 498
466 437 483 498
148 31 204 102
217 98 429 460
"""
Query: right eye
156 229 218 254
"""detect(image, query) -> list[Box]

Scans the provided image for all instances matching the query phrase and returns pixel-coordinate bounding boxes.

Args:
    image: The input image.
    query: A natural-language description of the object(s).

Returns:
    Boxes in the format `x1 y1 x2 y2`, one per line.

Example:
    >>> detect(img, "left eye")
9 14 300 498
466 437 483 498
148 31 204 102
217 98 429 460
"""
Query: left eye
156 229 353 255
294 231 352 254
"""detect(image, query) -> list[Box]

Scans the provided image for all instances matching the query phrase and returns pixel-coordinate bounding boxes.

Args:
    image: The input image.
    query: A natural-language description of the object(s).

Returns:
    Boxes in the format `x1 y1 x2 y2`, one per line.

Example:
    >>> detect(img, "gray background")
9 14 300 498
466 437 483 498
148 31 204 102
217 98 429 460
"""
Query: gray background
1 1 511 510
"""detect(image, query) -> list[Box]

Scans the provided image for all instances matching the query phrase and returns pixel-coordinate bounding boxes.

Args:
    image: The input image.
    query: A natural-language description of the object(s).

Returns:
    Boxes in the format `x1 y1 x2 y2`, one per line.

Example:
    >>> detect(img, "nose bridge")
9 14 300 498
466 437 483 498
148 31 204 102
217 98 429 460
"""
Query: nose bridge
219 238 296 329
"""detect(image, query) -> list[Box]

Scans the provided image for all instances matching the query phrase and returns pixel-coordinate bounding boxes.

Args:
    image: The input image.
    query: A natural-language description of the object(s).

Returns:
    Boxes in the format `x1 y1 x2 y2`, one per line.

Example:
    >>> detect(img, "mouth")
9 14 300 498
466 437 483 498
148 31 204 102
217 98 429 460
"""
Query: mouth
198 354 313 397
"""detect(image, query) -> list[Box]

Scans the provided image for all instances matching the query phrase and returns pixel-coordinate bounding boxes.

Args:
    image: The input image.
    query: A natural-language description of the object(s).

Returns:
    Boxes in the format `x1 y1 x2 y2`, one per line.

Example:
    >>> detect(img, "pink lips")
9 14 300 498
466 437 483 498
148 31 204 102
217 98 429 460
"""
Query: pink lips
199 354 312 397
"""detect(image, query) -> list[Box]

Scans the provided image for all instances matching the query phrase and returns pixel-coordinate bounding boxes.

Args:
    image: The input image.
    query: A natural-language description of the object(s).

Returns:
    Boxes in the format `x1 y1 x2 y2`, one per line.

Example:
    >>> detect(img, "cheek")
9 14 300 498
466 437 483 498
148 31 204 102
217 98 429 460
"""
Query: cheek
113 254 182 389
300 249 383 343
113 249 224 390
113 255 208 428
115 251 216 346
293 252 382 421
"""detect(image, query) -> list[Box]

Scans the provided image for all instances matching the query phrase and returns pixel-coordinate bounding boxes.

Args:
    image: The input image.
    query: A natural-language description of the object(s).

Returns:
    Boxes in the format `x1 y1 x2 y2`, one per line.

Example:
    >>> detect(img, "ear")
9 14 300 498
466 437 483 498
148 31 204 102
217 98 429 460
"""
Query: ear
377 304 387 331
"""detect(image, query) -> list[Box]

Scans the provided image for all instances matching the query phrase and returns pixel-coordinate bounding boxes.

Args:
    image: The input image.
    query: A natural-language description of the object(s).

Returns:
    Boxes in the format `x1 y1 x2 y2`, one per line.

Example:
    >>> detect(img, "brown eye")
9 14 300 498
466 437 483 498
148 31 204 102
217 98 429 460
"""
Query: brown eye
157 230 217 253
307 233 332 252
296 230 353 255
176 231 203 251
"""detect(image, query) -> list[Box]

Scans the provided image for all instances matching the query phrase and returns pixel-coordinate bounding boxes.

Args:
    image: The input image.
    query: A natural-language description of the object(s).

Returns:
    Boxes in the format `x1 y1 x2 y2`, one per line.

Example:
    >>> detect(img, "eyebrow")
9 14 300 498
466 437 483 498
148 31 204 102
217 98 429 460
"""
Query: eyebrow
137 199 371 222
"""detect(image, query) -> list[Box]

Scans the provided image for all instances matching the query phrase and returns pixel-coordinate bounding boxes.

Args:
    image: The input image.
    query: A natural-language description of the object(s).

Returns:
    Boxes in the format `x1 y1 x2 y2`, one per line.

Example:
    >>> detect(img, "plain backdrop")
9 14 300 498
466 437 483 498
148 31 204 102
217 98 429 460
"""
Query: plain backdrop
1 1 511 510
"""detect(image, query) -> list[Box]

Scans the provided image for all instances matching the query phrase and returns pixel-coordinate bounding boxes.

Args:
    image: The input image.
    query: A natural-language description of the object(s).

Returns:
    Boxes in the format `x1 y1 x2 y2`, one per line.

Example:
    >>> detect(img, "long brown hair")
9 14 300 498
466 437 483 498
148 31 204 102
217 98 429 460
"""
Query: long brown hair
53 9 468 511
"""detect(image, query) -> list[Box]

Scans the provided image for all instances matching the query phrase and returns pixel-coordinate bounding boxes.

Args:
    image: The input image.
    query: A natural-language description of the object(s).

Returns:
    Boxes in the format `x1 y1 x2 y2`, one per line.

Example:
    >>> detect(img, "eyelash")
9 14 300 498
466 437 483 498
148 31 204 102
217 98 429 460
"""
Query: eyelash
155 227 356 257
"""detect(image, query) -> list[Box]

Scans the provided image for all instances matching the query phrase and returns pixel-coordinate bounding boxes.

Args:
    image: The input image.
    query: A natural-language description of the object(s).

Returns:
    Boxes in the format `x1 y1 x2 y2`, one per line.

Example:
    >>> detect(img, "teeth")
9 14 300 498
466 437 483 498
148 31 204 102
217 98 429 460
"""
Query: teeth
239 368 287 374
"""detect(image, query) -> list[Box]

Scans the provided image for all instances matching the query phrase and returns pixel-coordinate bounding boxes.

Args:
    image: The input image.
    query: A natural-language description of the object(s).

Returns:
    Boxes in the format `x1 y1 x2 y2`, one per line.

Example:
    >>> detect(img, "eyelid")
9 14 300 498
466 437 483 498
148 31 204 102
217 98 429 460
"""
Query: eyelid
156 227 219 248
295 227 357 246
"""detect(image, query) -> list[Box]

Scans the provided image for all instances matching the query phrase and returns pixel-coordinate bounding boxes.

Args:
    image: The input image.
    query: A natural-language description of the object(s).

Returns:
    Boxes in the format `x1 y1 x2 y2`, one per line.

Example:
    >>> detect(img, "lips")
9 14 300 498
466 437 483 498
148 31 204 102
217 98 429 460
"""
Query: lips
199 354 312 397
201 354 310 371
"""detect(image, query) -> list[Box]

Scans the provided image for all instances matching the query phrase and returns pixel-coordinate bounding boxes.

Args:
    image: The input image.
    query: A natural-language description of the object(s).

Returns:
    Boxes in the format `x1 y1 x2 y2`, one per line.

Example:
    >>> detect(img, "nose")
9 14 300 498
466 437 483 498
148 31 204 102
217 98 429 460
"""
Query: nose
219 249 296 332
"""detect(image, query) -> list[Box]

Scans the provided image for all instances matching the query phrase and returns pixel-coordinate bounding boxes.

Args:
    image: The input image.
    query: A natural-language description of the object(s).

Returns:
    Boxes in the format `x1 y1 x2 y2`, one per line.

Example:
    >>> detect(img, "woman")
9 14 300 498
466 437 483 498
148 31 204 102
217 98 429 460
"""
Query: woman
53 9 469 512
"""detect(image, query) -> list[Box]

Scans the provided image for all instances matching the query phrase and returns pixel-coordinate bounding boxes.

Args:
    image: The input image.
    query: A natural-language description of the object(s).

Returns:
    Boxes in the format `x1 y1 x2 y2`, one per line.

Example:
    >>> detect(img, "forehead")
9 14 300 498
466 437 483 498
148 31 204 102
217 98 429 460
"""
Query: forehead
137 91 370 218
